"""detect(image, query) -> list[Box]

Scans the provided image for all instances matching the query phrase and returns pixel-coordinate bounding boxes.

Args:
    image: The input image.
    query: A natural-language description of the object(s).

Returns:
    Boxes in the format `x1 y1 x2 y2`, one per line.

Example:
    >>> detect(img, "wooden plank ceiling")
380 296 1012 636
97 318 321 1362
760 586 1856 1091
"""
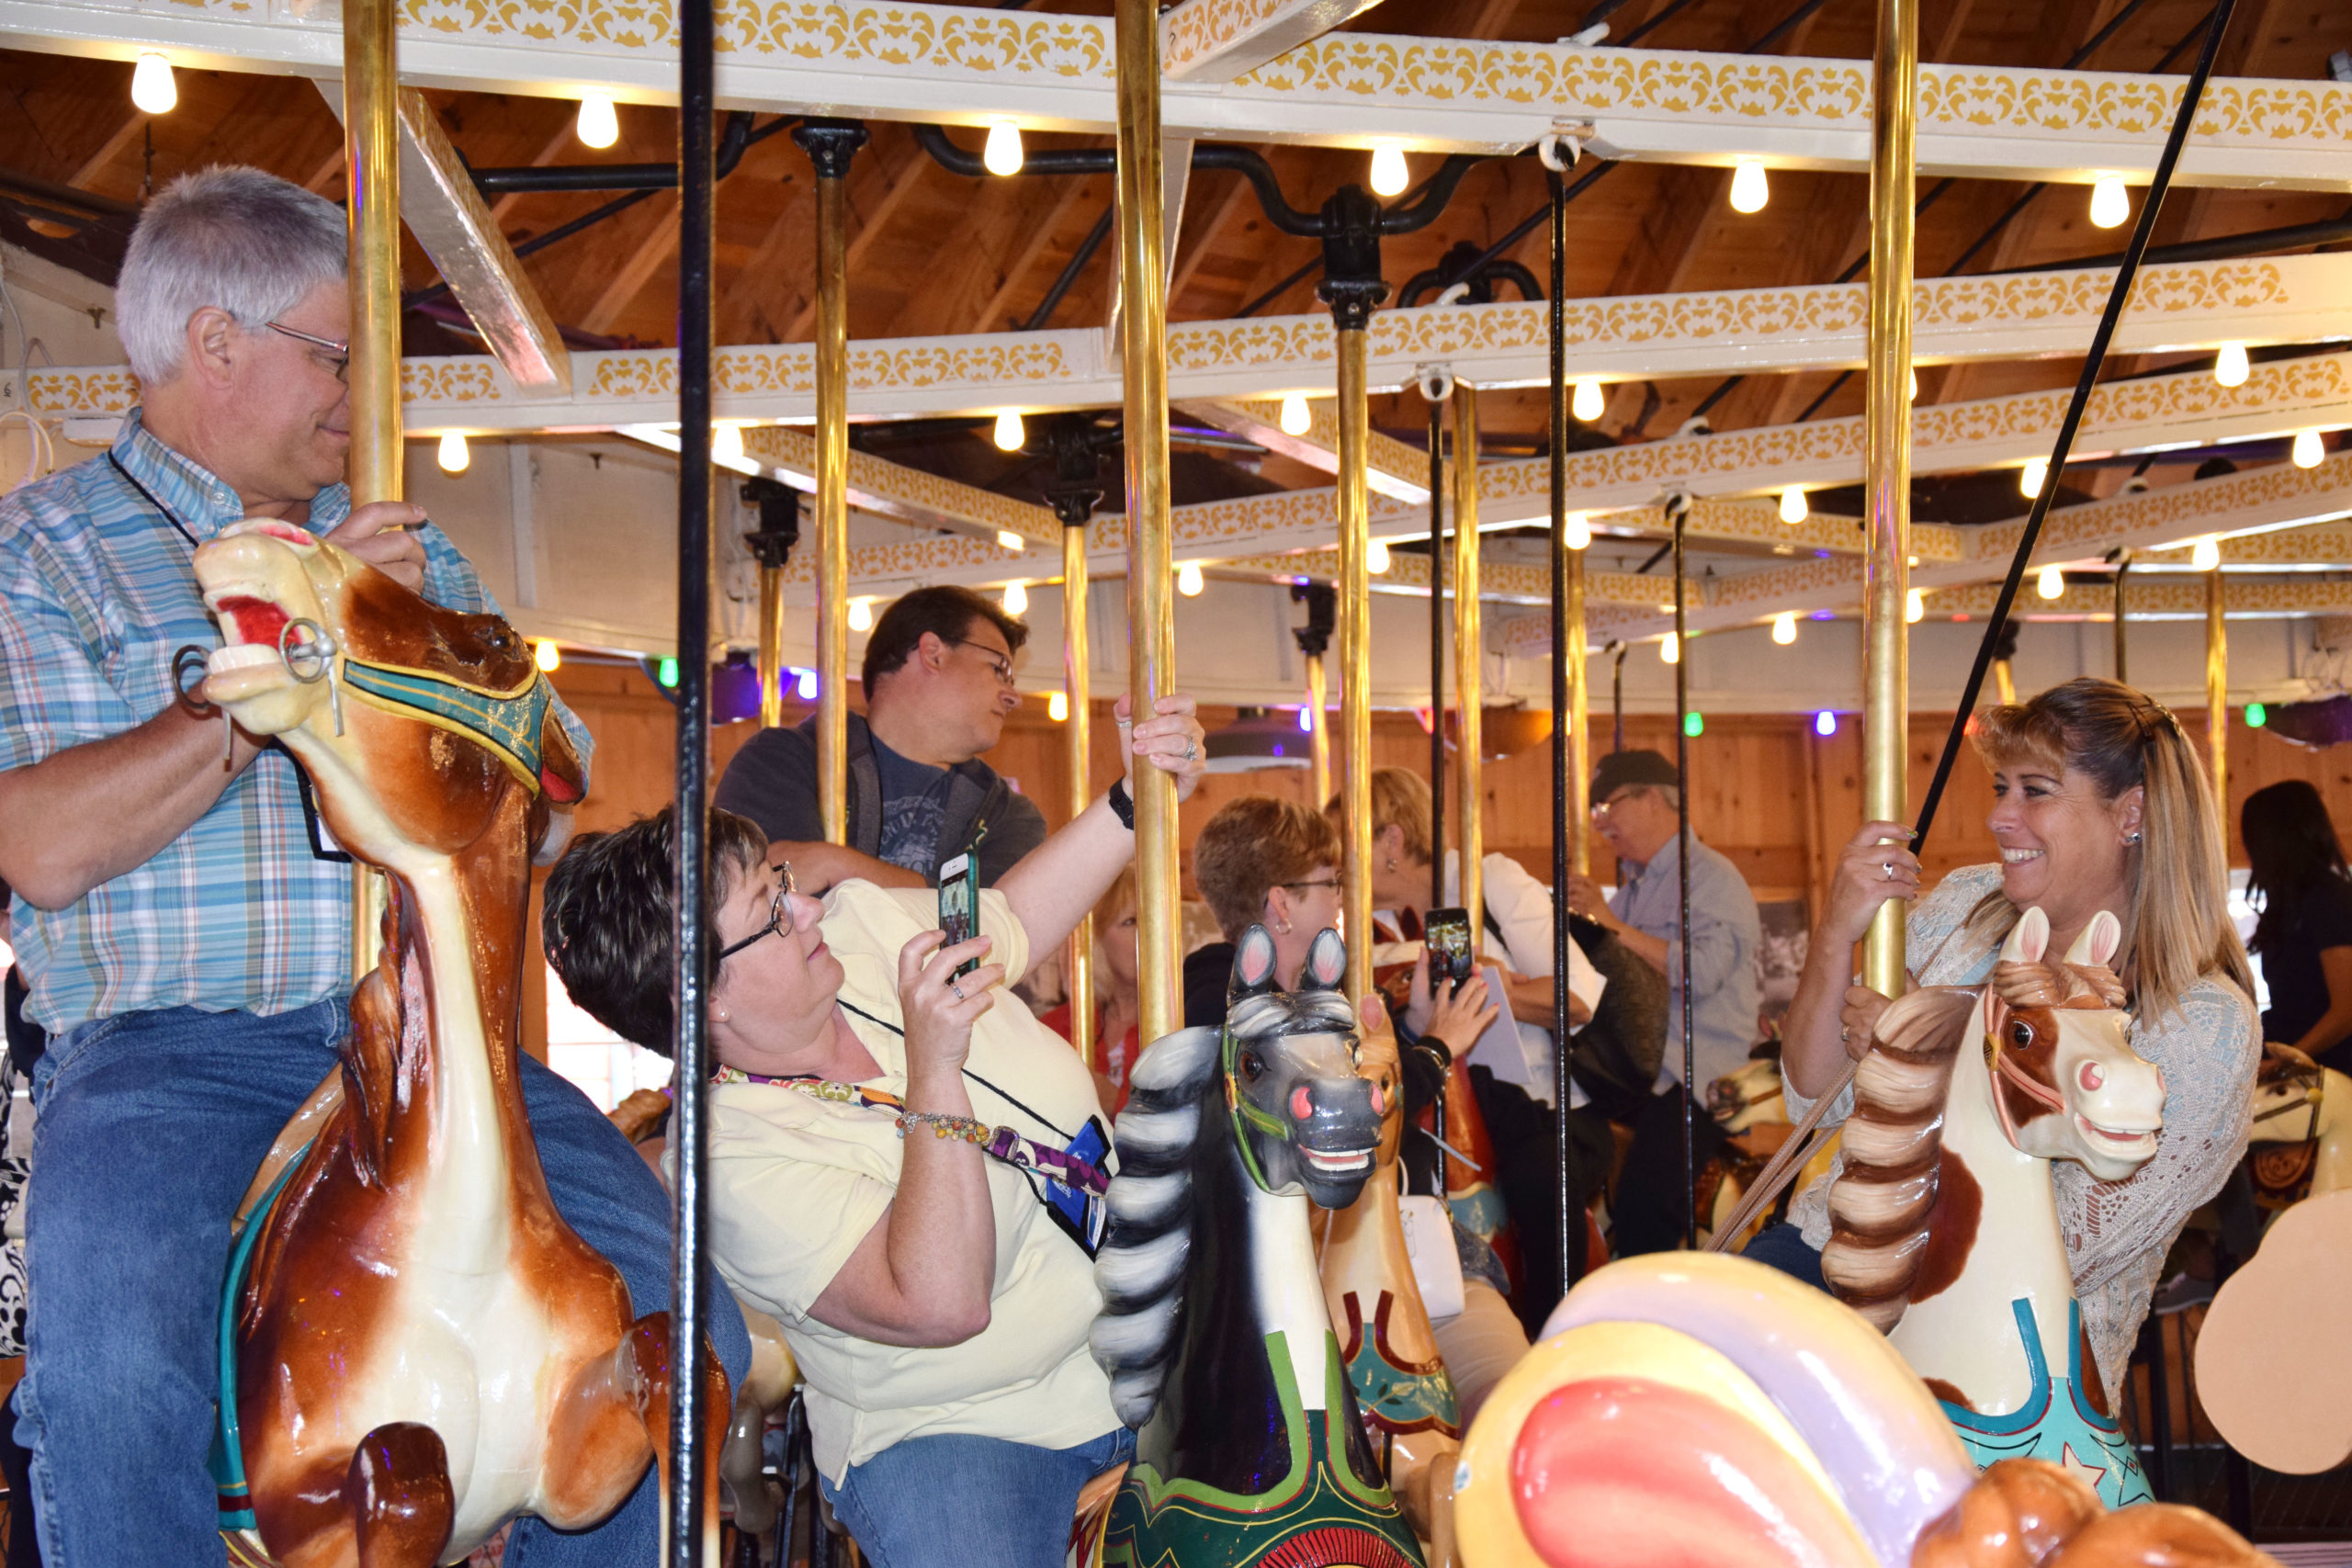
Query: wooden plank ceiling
0 0 2345 524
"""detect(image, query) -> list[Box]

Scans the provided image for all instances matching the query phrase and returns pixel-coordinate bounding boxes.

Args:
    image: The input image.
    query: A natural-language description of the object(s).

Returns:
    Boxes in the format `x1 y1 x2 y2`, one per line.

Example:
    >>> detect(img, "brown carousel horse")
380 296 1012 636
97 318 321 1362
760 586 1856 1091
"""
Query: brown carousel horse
195 520 729 1566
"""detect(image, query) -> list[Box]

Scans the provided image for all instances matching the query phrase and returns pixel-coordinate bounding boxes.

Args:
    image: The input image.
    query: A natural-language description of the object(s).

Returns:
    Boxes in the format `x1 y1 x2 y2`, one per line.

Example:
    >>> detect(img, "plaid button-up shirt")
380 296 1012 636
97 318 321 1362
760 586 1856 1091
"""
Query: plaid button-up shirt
0 411 592 1034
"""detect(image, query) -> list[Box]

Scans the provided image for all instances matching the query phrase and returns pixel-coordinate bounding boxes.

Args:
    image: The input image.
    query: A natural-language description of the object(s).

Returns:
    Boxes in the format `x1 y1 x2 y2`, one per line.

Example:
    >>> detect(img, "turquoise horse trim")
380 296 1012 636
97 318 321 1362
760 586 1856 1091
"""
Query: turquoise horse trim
1936 1298 2152 1509
209 1151 308 1532
341 660 554 795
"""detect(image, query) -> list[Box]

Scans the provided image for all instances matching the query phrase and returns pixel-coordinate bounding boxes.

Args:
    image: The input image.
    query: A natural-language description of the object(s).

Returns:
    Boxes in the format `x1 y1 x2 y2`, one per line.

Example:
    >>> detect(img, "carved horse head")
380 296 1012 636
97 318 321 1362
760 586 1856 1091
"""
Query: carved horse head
1983 908 2164 1182
194 520 582 871
1224 926 1384 1210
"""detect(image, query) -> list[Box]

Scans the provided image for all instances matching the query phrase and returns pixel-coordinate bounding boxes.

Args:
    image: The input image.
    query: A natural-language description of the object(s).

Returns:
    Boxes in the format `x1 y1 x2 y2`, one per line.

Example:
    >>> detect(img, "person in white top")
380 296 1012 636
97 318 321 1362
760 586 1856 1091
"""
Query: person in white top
542 695 1207 1568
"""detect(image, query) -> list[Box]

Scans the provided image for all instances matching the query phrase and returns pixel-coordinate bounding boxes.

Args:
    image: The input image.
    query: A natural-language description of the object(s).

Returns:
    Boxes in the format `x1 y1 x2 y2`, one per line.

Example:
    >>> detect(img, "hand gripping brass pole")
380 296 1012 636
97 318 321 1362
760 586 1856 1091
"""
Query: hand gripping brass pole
344 0 400 982
795 119 866 846
1860 0 1918 1002
2207 566 2229 848
1063 518 1096 1063
1334 326 1374 1003
1451 384 1483 941
1115 0 1181 1044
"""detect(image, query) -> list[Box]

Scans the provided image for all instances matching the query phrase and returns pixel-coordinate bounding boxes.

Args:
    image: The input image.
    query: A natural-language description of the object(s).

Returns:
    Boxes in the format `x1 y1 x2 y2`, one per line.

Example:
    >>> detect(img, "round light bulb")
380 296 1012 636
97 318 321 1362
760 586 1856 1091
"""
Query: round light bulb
1297 705 1315 733
435 429 470 474
797 669 819 701
992 409 1025 452
2019 457 2049 498
2214 341 2250 388
1771 612 1797 646
576 93 619 151
1002 580 1028 615
2088 175 2130 230
1905 587 1925 624
1367 537 1390 574
1660 631 1679 665
130 52 176 116
1177 559 1204 597
1048 690 1069 722
983 120 1025 177
1565 510 1591 550
1368 142 1409 198
1815 709 1838 738
2191 536 2222 571
997 528 1026 553
2293 428 2326 469
1728 158 1770 214
1572 378 1604 423
848 596 874 632
1279 391 1312 436
534 638 561 673
712 423 744 466
1779 486 1808 525
2036 563 2064 601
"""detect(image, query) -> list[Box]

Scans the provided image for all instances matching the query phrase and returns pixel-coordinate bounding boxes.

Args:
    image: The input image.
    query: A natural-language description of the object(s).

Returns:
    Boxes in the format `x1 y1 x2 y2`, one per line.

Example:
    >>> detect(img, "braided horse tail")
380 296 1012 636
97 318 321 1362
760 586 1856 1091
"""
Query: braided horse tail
1821 986 1980 1332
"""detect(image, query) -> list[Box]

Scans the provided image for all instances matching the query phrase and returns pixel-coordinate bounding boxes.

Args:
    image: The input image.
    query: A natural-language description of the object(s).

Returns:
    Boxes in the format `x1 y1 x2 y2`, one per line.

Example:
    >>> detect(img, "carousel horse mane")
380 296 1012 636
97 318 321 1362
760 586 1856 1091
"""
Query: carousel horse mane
1826 940 2131 1332
1090 934 1359 1429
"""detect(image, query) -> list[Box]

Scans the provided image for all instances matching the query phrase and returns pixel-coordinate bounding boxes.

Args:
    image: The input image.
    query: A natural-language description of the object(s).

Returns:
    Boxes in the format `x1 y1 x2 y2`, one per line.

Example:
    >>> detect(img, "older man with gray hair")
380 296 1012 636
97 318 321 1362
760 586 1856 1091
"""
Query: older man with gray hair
0 165 745 1562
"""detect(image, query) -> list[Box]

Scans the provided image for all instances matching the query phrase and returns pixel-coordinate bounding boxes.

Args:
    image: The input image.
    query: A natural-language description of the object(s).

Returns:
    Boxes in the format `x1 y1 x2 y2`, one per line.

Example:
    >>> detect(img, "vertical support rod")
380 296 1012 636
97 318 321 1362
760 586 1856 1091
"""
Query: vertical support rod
342 0 400 983
2207 567 2228 848
757 564 786 729
1428 400 1446 915
1860 0 1919 1002
1547 161 1581 1289
2113 550 2132 684
797 120 865 846
1336 325 1374 1003
672 4 718 1559
1451 386 1483 936
1672 502 1694 1251
1611 642 1626 754
1306 654 1331 807
1063 523 1096 1064
1115 0 1181 1045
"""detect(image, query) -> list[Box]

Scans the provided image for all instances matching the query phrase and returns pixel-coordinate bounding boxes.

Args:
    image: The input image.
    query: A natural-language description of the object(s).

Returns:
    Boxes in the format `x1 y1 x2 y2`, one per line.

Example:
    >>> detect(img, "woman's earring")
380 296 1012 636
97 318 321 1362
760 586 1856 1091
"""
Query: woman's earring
1385 857 1398 872
714 1008 729 1022
1275 918 1293 934
2126 830 2143 846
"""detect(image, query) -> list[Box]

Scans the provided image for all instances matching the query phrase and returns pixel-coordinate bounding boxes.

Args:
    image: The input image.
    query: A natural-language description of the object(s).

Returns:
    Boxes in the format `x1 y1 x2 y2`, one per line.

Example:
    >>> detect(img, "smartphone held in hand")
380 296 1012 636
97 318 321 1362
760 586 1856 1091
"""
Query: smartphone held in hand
937 852 979 977
1423 907 1474 995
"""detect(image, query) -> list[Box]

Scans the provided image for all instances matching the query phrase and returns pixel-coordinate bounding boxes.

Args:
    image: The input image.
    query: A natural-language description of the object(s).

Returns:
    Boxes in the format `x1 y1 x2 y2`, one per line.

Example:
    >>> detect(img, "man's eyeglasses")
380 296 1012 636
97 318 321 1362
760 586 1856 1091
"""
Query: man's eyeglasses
1590 787 1652 821
717 861 798 962
950 638 1017 689
266 321 351 383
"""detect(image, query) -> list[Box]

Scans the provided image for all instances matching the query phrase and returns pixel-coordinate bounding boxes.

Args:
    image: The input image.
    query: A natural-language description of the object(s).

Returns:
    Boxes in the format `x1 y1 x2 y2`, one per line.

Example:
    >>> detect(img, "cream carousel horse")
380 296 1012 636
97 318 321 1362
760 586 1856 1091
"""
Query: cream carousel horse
1822 908 2165 1508
1453 1252 2274 1568
196 521 730 1564
1696 1051 1792 1250
2244 1043 2352 1210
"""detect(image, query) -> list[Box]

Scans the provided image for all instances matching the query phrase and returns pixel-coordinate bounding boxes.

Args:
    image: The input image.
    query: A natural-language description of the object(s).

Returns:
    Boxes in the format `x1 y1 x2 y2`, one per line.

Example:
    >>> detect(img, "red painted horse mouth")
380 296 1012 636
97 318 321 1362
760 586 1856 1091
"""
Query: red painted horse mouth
209 594 292 651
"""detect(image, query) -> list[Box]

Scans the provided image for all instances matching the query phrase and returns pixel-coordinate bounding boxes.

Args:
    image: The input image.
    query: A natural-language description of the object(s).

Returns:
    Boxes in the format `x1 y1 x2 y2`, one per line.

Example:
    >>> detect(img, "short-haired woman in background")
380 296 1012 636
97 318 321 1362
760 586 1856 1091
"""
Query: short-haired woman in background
1766 678 2257 1414
2244 779 2352 1071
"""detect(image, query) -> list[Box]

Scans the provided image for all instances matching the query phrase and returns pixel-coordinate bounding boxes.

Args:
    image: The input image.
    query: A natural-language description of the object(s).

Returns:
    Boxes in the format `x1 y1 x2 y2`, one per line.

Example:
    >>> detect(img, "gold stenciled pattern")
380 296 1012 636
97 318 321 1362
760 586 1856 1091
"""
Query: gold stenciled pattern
26 370 138 416
1160 0 1298 73
742 424 1057 541
579 338 1079 402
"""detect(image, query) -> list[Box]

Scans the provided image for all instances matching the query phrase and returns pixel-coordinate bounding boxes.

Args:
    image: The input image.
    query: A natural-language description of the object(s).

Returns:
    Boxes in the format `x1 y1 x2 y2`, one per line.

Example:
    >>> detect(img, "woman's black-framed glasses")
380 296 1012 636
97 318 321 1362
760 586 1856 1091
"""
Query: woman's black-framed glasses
718 861 798 962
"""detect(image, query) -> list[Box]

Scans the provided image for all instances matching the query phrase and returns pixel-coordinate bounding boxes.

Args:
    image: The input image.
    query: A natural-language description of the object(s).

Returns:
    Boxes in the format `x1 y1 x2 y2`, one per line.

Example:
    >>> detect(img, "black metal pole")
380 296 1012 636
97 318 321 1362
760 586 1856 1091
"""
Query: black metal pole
672 1 716 1558
2114 551 2132 684
1672 497 1694 1250
1611 642 1626 753
1430 400 1447 914
1548 162 1577 1292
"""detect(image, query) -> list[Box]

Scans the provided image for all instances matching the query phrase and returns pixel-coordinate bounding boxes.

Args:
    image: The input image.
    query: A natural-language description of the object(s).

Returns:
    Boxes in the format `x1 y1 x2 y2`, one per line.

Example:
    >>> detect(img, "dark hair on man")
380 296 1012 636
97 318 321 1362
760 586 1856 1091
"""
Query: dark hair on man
860 584 1029 693
542 805 771 1056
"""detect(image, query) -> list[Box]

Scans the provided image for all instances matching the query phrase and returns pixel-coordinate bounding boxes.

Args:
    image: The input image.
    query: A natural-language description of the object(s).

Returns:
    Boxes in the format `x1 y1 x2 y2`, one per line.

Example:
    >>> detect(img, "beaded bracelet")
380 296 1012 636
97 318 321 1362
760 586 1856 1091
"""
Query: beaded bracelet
897 1111 992 1145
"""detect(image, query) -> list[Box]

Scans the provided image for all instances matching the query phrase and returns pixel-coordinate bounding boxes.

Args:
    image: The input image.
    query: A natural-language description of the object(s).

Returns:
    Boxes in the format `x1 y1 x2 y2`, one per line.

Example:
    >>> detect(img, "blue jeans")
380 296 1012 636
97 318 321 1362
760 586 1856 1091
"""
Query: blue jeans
1742 1220 1829 1291
821 1426 1135 1568
17 1000 749 1567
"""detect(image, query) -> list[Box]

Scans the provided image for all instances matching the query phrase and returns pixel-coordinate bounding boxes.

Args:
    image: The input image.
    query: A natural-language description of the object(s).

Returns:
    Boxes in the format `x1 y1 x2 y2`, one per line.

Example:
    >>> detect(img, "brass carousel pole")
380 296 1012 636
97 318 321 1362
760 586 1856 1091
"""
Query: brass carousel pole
1320 189 1387 1004
1860 0 1918 1003
794 118 866 844
756 567 786 729
1046 415 1105 1063
1115 0 1182 1043
2207 566 2228 849
343 0 399 981
1305 653 1331 807
1451 384 1483 937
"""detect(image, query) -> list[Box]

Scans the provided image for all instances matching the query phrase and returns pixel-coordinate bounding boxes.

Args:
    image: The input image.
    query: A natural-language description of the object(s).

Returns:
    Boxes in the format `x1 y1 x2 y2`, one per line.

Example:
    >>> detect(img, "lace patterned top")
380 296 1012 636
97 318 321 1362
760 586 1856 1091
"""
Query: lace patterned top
1785 863 2258 1407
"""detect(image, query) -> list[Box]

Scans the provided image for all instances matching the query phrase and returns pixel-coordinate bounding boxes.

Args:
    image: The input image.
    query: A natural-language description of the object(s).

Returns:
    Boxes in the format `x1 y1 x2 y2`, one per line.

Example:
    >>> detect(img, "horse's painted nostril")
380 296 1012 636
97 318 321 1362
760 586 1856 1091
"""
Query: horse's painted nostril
1370 1080 1388 1115
2080 1062 2104 1092
1291 1086 1314 1122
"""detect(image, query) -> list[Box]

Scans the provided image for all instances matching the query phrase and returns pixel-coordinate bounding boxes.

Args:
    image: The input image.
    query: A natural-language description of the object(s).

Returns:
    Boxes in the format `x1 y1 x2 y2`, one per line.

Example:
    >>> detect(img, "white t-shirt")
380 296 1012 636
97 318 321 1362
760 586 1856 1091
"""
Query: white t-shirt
697 881 1121 1482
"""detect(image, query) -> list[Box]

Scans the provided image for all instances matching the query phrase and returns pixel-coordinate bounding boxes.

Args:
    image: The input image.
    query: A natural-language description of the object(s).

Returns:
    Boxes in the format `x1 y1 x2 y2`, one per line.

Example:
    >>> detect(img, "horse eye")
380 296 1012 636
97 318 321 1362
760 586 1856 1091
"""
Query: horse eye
1240 1050 1265 1081
2011 1021 2033 1046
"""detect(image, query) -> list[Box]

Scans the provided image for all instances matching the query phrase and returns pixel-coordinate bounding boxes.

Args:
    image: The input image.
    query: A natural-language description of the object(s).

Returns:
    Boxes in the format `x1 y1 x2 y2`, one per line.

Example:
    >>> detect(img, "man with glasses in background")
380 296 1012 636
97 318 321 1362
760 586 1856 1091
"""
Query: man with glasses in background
719 584 1050 889
1564 749 1759 1256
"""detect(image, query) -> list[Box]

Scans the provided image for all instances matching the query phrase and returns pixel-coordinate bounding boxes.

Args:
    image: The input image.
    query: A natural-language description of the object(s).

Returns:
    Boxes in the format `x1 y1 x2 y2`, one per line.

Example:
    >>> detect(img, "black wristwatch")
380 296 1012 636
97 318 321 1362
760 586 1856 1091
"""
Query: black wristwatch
1107 776 1136 830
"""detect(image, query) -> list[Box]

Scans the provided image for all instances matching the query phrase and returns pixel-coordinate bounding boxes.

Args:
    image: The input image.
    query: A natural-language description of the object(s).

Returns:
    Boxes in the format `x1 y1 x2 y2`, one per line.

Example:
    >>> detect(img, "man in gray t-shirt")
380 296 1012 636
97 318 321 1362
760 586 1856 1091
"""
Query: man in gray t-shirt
1566 749 1761 1254
717 586 1046 887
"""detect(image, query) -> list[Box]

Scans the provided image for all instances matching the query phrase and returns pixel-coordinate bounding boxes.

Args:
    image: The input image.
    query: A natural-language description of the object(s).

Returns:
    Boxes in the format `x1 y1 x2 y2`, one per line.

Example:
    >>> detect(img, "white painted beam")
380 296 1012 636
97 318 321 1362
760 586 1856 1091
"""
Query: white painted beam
1161 0 1394 84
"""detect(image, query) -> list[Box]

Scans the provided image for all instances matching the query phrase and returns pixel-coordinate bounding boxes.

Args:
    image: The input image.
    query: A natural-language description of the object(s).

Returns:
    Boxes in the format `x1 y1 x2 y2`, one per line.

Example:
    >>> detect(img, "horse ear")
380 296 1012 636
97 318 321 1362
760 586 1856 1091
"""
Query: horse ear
2065 910 2122 970
1302 928 1347 994
2002 905 2051 964
1230 926 1280 1000
537 703 585 806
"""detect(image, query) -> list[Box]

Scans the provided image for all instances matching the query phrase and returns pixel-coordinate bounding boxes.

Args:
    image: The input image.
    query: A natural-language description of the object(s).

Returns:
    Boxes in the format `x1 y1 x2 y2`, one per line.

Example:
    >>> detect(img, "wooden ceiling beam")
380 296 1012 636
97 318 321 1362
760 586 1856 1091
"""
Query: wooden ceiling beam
580 191 681 336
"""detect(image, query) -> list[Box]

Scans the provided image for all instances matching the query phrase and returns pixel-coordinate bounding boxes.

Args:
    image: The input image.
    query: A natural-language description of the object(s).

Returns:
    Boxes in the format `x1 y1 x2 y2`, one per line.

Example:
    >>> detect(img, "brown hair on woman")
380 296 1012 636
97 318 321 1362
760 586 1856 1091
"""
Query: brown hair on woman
1193 795 1341 942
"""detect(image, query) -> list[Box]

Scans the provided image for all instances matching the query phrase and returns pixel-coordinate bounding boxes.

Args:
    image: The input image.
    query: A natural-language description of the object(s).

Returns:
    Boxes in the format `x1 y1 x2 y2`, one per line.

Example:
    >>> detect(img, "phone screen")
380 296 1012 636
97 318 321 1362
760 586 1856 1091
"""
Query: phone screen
1423 907 1474 993
937 853 979 977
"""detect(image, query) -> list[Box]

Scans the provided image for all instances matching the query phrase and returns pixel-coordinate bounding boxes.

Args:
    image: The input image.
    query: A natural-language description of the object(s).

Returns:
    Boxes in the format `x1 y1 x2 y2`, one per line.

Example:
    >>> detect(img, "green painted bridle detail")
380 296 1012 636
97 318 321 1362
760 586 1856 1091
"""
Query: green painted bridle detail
341 658 554 795
1224 1025 1295 1194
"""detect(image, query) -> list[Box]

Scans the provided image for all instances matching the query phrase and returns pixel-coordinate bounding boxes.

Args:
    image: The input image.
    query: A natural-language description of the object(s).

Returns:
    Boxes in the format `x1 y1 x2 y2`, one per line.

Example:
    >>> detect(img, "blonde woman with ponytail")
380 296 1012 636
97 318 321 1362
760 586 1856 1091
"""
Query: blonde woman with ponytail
1753 677 2257 1411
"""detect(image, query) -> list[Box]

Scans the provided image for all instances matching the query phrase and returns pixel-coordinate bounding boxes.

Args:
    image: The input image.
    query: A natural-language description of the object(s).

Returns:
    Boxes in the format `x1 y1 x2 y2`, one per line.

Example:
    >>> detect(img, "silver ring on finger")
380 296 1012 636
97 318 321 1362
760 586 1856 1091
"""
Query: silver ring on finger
1881 862 1894 880
1183 740 1199 762
949 979 966 1000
